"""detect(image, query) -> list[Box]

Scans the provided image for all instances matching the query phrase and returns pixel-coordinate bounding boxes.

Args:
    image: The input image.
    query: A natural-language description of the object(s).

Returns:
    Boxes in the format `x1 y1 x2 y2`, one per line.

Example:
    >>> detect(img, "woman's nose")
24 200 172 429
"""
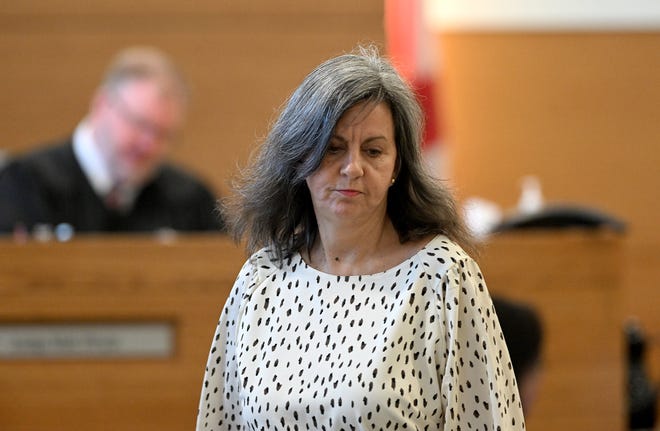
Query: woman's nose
340 152 364 178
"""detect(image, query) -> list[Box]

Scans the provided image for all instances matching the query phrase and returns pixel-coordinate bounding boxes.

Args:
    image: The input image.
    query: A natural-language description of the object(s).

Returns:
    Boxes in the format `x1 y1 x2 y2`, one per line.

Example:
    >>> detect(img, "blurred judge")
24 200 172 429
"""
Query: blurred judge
0 46 224 234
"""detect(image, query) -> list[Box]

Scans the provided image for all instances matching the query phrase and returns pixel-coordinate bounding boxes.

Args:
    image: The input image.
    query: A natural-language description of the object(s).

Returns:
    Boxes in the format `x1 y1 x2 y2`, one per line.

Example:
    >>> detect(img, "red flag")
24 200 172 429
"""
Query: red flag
385 0 443 153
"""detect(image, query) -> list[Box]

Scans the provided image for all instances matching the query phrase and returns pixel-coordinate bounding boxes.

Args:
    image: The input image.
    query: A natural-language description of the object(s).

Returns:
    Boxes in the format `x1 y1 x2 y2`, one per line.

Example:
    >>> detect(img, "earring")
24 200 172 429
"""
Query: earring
390 178 396 185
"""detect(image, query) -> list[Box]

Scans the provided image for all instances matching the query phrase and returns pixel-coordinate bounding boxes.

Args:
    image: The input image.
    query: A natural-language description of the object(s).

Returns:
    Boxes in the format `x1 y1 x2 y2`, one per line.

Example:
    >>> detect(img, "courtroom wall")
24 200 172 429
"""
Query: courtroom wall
436 32 660 244
0 1 385 196
425 0 660 245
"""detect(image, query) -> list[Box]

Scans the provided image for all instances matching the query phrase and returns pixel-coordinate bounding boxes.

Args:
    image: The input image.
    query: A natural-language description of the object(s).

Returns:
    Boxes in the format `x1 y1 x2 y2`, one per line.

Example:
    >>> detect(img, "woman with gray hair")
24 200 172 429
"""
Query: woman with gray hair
197 47 524 430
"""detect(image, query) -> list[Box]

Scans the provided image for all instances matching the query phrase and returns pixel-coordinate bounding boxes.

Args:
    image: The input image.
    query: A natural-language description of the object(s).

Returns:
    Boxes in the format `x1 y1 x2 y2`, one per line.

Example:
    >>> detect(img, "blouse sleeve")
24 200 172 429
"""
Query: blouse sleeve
438 257 525 430
196 258 257 430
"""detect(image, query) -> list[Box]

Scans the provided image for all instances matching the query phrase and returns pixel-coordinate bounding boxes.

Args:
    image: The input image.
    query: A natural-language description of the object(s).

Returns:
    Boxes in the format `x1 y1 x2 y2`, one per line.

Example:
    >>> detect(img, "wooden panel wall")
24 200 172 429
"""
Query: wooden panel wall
0 1 385 196
436 32 660 245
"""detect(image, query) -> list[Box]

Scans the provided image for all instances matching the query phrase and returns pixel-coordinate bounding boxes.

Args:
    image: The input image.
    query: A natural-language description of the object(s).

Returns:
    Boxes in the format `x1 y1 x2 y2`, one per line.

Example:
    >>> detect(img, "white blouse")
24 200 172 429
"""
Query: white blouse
197 235 525 430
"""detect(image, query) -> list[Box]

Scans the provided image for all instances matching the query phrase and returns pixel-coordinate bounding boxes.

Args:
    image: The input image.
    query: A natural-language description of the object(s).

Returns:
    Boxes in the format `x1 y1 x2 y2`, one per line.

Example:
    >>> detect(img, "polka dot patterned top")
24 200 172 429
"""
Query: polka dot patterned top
197 235 525 430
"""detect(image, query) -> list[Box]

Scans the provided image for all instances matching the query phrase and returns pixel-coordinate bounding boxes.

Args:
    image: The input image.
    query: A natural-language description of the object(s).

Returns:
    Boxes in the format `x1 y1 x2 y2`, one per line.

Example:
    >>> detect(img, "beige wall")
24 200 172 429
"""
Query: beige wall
0 1 385 196
436 31 660 245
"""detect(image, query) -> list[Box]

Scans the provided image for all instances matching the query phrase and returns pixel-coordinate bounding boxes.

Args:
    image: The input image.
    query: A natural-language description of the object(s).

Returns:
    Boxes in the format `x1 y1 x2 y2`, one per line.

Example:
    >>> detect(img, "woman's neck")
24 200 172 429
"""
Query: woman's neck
308 217 402 275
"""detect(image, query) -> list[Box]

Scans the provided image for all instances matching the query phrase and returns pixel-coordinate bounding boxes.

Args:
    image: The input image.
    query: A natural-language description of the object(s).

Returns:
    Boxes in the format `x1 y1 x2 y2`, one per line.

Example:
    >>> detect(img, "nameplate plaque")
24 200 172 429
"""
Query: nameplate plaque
0 322 174 359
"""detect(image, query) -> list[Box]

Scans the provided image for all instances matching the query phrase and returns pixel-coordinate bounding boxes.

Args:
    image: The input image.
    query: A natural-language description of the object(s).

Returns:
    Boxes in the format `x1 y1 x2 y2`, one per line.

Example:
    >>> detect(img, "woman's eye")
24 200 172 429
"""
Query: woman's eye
366 148 382 157
326 145 342 155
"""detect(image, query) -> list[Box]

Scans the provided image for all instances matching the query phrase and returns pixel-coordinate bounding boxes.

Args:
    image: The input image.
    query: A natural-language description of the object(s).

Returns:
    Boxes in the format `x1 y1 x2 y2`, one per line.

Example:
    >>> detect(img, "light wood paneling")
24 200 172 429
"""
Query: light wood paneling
436 32 660 244
1 1 382 14
479 231 625 430
623 241 660 383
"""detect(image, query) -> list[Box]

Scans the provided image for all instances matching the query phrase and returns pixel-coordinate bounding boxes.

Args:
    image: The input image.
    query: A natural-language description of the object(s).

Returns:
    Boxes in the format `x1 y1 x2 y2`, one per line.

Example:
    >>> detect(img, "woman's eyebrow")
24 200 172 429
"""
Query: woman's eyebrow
329 134 348 143
330 134 388 143
363 135 388 144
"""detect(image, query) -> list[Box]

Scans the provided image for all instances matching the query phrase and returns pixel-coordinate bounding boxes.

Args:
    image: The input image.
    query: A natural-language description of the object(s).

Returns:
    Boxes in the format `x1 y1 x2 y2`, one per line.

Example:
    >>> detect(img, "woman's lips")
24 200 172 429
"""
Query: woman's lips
337 189 360 197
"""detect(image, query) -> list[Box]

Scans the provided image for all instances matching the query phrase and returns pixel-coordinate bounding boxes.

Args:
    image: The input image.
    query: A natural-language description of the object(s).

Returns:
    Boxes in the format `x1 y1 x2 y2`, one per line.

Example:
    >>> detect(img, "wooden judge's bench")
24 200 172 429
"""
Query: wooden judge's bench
0 231 642 430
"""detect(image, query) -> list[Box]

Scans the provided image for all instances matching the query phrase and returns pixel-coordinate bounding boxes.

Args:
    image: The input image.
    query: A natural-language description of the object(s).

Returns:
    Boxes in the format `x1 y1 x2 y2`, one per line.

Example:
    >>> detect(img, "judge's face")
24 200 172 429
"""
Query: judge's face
306 101 398 227
90 78 185 187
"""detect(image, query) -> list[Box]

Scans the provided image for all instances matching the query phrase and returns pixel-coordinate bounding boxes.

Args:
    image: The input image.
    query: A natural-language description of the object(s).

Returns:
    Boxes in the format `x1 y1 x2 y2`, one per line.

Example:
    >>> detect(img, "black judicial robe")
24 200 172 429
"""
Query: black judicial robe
0 140 224 233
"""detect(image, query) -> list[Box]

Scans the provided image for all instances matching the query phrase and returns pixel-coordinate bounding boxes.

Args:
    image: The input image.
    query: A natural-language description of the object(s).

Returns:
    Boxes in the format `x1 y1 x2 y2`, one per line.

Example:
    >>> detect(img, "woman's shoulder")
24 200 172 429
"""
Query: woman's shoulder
244 246 303 280
247 246 277 266
422 234 471 262
244 247 279 276
413 235 487 303
408 234 478 280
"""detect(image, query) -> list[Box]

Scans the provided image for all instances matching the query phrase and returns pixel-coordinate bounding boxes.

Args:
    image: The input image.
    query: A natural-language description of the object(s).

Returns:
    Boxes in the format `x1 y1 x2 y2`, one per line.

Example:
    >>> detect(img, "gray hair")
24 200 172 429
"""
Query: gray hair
100 46 189 102
223 46 474 263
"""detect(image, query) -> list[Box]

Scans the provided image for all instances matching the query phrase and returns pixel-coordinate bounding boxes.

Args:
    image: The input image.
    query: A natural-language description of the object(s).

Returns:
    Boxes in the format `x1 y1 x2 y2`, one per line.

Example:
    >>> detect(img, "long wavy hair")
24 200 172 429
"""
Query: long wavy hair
222 46 474 264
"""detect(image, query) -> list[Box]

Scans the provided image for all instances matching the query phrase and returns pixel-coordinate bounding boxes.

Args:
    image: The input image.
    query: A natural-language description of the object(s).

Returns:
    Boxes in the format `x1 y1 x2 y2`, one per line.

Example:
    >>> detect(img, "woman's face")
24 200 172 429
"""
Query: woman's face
306 101 397 227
